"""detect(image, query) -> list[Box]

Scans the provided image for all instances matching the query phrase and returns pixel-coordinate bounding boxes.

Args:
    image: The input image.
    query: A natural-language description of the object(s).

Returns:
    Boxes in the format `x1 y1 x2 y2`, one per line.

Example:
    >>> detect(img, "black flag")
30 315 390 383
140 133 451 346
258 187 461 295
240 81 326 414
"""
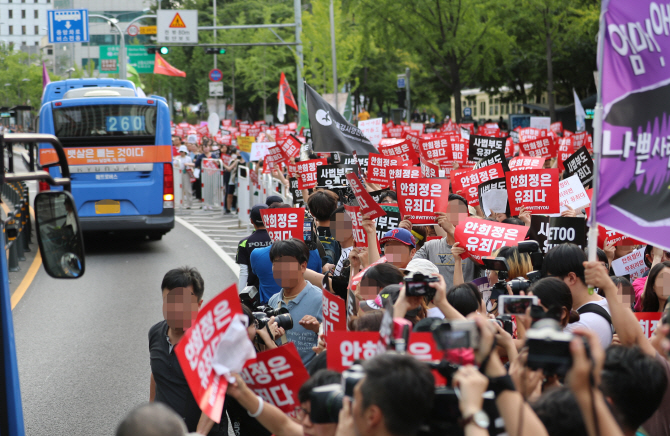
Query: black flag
305 83 378 154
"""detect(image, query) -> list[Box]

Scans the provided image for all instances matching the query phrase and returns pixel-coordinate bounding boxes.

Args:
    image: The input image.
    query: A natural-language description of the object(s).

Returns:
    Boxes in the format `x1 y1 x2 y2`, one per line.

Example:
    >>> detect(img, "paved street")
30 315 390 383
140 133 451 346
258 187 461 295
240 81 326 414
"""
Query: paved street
12 223 238 436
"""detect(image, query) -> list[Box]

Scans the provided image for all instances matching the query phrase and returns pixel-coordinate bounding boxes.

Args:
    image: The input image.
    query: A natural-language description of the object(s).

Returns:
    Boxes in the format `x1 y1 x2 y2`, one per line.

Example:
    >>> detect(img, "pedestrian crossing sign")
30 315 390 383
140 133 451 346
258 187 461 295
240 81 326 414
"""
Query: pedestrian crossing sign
169 13 186 28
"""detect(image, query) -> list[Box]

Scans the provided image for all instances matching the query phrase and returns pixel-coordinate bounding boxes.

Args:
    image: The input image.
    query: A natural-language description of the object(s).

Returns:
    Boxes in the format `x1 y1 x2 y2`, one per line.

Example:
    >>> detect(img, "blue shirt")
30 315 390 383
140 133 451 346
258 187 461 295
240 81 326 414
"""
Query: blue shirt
268 281 323 365
250 246 323 303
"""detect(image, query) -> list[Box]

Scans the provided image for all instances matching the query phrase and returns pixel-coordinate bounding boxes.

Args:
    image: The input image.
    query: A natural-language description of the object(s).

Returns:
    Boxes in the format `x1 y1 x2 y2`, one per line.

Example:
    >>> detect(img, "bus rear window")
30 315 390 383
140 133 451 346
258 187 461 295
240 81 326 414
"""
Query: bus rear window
53 105 157 138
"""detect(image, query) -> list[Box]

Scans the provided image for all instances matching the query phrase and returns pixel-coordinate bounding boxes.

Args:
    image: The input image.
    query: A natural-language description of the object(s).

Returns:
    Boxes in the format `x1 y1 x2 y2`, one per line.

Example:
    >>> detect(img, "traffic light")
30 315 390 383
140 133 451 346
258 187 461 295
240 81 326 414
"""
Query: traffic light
146 46 169 55
205 48 226 55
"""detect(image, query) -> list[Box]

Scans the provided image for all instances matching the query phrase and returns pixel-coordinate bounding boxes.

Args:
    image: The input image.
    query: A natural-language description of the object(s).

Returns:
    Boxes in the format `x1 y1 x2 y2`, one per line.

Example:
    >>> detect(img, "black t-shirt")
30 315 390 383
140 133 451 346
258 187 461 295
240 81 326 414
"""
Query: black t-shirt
317 226 331 238
236 230 272 288
149 320 227 434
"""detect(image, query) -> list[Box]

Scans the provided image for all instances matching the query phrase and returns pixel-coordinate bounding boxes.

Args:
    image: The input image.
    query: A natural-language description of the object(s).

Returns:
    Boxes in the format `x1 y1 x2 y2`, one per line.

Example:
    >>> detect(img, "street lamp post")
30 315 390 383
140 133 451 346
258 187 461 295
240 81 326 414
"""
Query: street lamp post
89 14 126 79
65 67 75 78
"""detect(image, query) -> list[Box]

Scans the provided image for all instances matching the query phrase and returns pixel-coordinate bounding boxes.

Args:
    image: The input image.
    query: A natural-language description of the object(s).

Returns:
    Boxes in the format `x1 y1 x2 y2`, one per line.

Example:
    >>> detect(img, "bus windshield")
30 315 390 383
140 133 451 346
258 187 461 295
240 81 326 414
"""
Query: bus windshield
53 105 157 139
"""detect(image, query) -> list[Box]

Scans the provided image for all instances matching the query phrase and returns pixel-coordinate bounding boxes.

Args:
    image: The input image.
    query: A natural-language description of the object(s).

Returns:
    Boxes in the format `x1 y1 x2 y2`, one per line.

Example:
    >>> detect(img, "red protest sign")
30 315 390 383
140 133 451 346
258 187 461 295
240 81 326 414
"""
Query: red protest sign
454 217 529 264
518 127 544 143
175 284 242 422
260 207 305 241
345 173 385 220
450 163 505 207
266 144 288 166
597 225 645 248
420 157 440 178
550 121 563 135
508 156 546 171
388 126 404 138
388 166 421 190
506 169 560 214
344 204 369 247
396 178 451 225
419 135 451 161
519 136 556 158
635 313 663 339
322 290 347 336
326 331 382 372
557 137 573 172
240 343 310 415
450 137 469 164
279 135 302 158
572 131 588 152
367 153 404 186
296 158 326 189
407 332 447 386
378 138 419 165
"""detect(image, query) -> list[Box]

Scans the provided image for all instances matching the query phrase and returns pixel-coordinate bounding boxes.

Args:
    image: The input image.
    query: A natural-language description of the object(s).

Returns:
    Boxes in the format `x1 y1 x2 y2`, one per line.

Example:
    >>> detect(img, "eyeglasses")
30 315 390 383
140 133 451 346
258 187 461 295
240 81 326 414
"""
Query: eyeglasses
295 406 310 421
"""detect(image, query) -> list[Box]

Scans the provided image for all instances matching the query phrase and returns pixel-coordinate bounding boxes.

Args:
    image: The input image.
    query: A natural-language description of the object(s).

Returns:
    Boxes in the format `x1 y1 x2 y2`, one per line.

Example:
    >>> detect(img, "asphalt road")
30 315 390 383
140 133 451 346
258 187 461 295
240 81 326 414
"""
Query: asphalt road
12 223 238 436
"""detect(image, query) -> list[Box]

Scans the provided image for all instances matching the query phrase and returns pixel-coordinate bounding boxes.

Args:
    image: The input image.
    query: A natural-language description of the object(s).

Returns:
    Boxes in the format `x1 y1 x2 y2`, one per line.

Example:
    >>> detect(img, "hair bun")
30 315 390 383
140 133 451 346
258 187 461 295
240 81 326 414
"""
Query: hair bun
568 309 581 324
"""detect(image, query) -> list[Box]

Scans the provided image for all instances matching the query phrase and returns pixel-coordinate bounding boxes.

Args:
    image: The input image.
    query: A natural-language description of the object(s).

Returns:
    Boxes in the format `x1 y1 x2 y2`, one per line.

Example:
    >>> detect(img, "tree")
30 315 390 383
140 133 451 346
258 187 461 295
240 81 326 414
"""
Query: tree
0 44 56 111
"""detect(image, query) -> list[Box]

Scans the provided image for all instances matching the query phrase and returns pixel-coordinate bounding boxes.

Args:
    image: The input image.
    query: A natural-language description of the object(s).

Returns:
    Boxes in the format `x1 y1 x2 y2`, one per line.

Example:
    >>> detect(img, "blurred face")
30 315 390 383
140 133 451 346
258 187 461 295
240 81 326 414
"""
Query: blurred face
616 281 634 308
654 267 670 302
383 241 415 268
247 319 257 340
614 245 635 259
187 143 196 152
352 380 367 436
359 277 381 300
272 256 307 289
331 212 353 244
494 212 508 222
447 199 469 228
162 286 201 330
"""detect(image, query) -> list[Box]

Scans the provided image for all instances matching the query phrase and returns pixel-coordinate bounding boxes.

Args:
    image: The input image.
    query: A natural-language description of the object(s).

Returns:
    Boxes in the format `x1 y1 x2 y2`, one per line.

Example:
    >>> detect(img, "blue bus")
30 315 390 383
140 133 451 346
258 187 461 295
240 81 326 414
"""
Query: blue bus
38 79 174 239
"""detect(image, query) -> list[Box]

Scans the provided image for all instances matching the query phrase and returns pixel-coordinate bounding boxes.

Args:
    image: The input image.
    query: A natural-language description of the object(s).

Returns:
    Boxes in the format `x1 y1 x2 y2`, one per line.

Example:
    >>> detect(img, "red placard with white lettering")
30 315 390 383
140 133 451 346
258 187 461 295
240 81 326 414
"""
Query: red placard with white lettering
450 163 505 207
450 137 469 164
240 343 309 415
327 331 381 372
175 284 242 422
378 138 419 165
388 166 422 190
518 127 544 143
396 178 451 225
506 169 560 214
519 136 556 158
296 158 326 189
572 131 588 152
453 217 529 264
344 204 368 247
596 225 645 248
557 137 573 172
508 156 546 171
419 135 451 161
345 173 385 220
322 290 347 336
260 207 305 241
367 153 404 186
408 332 447 386
420 157 440 178
279 135 302 158
266 144 288 166
635 313 662 339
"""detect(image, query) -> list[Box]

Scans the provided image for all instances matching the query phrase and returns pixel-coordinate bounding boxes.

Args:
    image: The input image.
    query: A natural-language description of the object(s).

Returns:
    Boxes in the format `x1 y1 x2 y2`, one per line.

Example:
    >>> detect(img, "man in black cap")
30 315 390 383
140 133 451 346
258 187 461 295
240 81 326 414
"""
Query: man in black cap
236 204 272 291
265 195 284 208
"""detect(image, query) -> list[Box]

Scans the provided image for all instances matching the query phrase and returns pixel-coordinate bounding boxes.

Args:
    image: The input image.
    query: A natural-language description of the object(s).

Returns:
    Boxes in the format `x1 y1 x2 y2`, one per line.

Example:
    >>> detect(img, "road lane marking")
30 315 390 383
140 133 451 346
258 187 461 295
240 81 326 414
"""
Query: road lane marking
11 251 41 310
176 217 239 278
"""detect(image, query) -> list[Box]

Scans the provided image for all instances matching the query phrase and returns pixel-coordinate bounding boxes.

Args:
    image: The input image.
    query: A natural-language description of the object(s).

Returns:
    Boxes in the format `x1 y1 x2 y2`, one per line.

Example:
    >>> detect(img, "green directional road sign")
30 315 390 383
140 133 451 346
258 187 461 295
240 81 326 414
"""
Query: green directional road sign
99 45 155 74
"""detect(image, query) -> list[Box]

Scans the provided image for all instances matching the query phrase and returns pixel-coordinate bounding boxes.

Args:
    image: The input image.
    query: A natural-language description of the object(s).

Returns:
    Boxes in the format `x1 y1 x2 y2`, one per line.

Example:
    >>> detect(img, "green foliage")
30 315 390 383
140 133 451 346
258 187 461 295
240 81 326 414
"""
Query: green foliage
0 44 60 110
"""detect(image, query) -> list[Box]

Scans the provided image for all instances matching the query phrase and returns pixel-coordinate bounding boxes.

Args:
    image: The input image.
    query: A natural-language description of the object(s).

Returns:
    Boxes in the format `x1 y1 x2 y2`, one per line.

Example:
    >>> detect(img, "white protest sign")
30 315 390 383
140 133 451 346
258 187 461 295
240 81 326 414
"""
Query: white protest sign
249 142 275 161
481 189 508 217
207 113 220 136
187 134 198 144
530 116 551 130
559 174 590 212
612 248 649 279
358 118 383 147
460 128 470 140
410 122 425 134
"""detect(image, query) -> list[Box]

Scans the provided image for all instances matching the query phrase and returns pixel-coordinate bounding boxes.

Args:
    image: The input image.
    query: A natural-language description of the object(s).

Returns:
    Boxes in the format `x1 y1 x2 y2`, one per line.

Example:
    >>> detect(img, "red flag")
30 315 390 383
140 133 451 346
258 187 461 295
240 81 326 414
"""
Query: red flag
153 53 186 78
278 72 298 111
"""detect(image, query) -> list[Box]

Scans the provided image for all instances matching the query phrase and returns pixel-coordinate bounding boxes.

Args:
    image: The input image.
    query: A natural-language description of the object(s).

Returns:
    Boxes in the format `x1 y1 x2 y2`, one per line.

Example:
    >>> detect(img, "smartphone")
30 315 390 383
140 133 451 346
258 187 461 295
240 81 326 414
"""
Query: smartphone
303 219 312 242
499 295 539 315
432 320 479 350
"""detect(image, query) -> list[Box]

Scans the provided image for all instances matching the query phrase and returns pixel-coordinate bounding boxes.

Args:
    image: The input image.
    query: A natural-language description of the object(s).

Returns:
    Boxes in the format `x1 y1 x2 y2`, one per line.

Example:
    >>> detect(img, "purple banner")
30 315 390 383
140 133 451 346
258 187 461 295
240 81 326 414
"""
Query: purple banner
598 1 670 250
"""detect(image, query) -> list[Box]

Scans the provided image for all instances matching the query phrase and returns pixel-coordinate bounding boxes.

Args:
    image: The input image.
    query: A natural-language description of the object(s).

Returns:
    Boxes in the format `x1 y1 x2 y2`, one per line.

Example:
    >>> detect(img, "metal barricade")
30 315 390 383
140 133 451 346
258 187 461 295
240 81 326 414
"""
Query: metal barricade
172 162 183 208
237 165 250 228
201 158 224 210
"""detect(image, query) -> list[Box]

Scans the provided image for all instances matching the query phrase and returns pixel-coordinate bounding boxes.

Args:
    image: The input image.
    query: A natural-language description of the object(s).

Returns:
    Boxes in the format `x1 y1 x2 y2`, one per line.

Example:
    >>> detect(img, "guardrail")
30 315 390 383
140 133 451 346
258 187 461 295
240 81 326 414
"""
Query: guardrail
237 165 293 228
1 181 32 273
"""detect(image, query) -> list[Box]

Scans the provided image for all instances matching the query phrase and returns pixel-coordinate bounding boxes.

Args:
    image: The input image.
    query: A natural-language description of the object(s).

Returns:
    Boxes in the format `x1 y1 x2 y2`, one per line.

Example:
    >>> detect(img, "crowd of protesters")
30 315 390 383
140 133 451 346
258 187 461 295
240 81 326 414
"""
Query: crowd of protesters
121 122 670 436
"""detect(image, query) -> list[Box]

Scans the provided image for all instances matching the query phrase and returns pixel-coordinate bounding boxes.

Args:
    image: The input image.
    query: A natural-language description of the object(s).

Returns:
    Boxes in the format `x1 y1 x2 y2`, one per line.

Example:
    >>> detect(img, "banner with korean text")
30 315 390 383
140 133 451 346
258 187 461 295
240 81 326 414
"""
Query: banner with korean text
260 208 305 241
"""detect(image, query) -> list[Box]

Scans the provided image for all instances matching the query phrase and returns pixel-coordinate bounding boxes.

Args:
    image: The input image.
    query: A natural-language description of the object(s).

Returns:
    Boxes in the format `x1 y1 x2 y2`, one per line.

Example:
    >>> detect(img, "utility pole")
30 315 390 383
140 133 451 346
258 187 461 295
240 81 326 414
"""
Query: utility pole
294 0 304 117
329 0 338 112
213 0 218 120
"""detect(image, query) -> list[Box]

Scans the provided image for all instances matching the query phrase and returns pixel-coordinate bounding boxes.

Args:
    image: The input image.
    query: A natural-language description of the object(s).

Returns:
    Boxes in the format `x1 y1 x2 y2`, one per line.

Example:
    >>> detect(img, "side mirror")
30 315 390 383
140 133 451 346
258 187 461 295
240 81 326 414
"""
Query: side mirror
34 191 85 278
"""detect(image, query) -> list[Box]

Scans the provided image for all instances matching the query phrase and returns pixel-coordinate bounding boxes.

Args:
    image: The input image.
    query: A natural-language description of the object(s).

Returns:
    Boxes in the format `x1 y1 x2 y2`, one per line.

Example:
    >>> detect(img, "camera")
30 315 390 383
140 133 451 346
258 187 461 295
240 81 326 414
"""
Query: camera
404 272 439 299
518 240 544 271
239 285 260 310
342 364 365 397
526 318 589 376
310 365 365 424
498 295 538 315
431 320 480 350
481 257 509 301
253 306 294 331
491 314 514 335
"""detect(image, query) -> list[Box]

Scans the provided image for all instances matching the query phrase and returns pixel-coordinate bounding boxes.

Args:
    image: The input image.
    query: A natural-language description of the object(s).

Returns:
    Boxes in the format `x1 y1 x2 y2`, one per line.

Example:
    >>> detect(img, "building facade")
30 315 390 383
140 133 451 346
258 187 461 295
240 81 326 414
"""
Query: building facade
0 0 52 49
450 85 550 124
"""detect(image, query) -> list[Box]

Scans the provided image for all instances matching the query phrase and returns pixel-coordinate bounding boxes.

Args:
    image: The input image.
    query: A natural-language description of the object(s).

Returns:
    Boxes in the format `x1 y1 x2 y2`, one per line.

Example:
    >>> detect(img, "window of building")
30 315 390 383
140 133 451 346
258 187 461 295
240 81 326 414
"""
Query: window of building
542 96 546 104
47 48 52 55
22 0 26 3
34 9 38 18
480 101 485 116
22 25 26 35
9 10 13 18
473 106 477 117
21 40 26 45
34 0 38 2
34 41 38 46
21 10 26 18
8 26 13 35
34 25 38 34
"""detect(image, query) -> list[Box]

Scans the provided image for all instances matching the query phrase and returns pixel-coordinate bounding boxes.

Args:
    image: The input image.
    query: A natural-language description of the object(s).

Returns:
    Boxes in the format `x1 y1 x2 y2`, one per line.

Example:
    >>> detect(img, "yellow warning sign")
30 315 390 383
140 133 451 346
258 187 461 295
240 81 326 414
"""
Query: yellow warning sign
140 25 157 35
169 13 186 28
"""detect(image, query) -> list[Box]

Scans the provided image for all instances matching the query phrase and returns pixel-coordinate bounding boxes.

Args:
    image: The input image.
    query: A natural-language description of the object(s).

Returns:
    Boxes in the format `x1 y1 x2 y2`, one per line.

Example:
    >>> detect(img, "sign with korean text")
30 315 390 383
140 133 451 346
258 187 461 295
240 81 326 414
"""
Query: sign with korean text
519 136 556 158
296 158 326 189
288 178 304 206
388 166 422 190
327 331 381 372
506 169 560 214
564 146 593 187
478 178 508 217
344 205 368 247
358 118 383 147
528 215 552 254
474 149 510 173
322 290 347 336
260 208 305 241
419 135 452 162
237 136 255 153
158 10 198 43
420 157 440 178
612 248 649 279
279 135 302 158
375 204 401 241
367 153 405 185
508 156 546 171
317 164 357 187
98 45 155 74
635 313 662 339
557 137 574 172
396 178 451 225
597 226 645 248
451 163 505 206
250 142 274 162
345 173 385 220
241 343 310 415
175 284 242 421
47 9 89 44
379 138 419 165
453 218 529 264
547 216 587 249
40 145 172 166
265 144 288 166
558 174 591 211
468 135 506 160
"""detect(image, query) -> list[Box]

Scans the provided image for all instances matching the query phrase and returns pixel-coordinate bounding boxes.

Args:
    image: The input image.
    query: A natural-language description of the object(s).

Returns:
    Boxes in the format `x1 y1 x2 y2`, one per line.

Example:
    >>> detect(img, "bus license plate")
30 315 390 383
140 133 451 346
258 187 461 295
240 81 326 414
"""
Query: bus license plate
95 200 120 214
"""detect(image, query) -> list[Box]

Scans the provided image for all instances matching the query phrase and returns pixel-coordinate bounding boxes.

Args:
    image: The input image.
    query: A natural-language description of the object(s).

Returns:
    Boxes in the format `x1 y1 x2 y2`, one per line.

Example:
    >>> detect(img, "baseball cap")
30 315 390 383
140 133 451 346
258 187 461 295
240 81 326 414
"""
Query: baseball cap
405 259 439 276
250 204 268 226
178 145 188 153
265 195 284 207
379 228 416 248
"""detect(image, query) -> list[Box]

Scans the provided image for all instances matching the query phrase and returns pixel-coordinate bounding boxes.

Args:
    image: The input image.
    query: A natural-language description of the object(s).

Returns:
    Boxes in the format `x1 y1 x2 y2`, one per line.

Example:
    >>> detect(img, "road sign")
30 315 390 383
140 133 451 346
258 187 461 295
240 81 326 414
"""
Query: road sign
127 24 139 37
209 82 224 97
209 69 223 82
463 107 472 117
397 74 406 89
140 25 157 35
157 10 198 43
99 45 155 74
47 9 89 44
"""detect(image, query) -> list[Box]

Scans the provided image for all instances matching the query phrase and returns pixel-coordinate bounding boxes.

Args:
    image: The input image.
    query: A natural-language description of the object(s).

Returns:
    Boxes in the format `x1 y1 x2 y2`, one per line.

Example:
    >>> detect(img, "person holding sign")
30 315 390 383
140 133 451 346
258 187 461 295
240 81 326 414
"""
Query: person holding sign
267 239 324 365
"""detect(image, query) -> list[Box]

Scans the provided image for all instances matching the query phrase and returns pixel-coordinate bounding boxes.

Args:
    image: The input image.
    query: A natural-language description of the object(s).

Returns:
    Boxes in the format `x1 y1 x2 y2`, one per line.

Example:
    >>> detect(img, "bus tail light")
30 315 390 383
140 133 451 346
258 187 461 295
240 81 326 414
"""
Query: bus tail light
38 180 50 192
163 163 174 208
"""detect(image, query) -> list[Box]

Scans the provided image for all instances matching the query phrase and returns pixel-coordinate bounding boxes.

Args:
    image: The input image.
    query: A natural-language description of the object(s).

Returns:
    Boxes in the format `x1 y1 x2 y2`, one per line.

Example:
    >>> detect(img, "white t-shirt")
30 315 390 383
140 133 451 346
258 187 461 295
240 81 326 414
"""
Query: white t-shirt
334 246 353 276
426 306 445 319
564 298 613 348
174 155 192 171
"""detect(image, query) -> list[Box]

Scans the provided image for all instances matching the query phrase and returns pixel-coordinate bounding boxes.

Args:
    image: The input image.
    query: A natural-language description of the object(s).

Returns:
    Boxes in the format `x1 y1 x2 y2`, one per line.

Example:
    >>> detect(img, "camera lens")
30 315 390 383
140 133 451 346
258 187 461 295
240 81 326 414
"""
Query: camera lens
275 313 293 330
253 312 268 329
310 384 344 423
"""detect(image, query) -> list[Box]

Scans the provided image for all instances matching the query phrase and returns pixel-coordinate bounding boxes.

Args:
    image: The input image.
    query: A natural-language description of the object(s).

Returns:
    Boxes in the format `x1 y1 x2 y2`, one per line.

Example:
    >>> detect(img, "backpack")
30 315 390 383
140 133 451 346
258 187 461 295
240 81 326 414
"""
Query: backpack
318 234 341 268
577 303 615 334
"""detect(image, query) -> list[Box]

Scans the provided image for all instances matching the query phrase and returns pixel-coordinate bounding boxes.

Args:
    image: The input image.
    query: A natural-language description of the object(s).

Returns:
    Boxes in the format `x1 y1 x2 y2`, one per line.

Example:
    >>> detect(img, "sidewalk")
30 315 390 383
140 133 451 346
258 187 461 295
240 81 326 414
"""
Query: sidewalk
175 208 251 258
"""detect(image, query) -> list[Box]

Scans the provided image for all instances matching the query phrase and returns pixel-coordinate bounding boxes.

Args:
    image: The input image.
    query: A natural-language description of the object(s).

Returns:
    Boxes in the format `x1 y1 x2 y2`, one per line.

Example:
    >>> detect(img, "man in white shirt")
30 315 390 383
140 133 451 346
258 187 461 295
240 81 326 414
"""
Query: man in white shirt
543 243 613 348
173 145 194 208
